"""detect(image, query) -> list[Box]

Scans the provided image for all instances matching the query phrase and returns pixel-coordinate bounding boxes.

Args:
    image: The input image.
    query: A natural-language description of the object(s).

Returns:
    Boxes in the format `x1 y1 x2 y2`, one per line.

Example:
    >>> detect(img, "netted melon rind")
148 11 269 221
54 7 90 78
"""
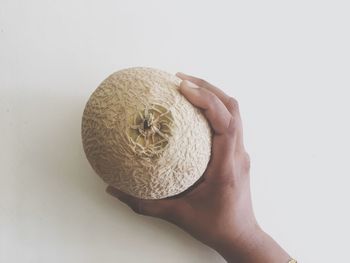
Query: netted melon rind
81 67 212 199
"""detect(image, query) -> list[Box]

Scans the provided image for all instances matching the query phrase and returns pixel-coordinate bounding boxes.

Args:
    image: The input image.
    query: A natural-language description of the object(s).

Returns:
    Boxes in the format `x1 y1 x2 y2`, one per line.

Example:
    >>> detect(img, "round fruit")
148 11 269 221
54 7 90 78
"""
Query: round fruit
81 67 212 199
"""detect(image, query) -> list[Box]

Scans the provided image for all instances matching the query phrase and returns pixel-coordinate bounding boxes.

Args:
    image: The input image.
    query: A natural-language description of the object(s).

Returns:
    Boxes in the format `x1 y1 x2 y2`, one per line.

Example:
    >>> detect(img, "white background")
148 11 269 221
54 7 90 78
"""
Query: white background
1 1 349 262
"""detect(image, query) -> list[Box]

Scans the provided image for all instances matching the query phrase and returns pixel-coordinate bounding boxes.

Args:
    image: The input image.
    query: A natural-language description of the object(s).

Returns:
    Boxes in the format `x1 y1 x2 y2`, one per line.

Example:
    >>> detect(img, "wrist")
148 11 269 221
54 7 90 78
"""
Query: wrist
214 225 291 263
213 223 262 261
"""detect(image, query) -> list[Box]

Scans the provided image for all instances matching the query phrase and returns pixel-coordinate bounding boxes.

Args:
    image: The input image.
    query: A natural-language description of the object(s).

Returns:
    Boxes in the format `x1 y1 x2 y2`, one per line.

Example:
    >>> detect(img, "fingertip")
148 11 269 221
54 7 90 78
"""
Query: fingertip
177 80 185 93
106 185 115 195
106 185 181 218
106 185 123 199
106 186 139 209
176 72 187 79
179 80 200 93
185 80 199 88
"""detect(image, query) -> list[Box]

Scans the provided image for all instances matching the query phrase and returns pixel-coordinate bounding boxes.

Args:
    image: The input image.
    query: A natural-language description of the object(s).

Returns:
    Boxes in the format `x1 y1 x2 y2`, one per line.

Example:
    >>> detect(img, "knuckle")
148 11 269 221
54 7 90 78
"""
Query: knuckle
226 115 238 135
206 91 221 110
226 96 239 114
196 78 208 87
240 152 251 171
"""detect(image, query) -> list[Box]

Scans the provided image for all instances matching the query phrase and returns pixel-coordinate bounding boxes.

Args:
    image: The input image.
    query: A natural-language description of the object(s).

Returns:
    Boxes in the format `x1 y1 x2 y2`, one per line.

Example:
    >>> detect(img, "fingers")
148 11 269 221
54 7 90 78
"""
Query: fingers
178 80 232 135
106 186 175 219
177 72 246 151
176 72 239 116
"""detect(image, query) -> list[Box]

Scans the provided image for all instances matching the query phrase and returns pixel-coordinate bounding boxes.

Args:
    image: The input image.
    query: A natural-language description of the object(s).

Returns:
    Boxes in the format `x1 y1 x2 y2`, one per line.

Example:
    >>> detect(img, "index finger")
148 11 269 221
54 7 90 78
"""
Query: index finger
176 72 239 115
178 80 232 136
176 72 246 151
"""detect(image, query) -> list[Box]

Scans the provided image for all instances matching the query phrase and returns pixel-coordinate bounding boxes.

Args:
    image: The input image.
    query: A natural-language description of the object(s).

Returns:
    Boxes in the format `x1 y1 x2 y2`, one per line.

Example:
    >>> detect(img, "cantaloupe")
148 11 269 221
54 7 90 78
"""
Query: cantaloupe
81 67 212 199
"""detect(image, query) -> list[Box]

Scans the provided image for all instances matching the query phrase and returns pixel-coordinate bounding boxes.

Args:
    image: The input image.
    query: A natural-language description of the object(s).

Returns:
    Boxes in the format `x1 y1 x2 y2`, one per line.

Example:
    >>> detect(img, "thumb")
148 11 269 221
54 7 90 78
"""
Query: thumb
106 186 175 218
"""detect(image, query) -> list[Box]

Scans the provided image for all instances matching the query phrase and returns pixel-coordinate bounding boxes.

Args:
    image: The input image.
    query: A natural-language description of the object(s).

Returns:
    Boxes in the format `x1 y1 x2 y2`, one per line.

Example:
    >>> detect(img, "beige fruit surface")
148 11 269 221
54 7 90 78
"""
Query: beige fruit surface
81 67 212 199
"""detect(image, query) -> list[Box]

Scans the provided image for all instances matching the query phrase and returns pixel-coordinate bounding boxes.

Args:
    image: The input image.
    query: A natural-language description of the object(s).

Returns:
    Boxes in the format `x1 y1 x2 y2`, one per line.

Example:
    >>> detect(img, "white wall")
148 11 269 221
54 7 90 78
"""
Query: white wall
1 1 349 262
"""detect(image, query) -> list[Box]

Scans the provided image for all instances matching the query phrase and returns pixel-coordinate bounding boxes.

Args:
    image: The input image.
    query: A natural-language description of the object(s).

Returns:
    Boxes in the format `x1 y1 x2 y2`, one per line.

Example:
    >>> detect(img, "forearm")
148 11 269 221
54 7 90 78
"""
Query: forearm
215 227 291 263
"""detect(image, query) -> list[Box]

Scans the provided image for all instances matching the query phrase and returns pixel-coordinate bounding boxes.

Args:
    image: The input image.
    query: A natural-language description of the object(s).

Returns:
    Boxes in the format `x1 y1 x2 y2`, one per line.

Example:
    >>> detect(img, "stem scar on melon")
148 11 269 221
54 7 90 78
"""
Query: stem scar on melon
128 104 173 155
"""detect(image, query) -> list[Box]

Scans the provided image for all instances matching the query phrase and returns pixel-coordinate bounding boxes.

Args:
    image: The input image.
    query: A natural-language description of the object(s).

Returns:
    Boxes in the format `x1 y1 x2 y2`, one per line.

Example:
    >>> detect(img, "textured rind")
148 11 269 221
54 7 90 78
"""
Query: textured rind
81 67 212 199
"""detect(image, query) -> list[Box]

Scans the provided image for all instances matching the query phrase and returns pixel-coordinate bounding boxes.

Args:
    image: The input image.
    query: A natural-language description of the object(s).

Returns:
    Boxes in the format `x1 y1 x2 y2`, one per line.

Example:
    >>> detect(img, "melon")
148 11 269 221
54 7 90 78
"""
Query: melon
81 67 212 199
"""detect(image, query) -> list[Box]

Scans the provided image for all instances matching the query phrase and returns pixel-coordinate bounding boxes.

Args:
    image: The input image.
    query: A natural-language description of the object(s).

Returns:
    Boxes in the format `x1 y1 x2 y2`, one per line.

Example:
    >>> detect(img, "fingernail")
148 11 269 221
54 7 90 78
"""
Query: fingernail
176 72 187 78
183 80 199 89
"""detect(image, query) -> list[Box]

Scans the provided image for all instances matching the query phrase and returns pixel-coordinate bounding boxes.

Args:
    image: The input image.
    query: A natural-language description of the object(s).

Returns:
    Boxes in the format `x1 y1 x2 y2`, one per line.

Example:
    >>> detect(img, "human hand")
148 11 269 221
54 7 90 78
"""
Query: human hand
106 72 292 262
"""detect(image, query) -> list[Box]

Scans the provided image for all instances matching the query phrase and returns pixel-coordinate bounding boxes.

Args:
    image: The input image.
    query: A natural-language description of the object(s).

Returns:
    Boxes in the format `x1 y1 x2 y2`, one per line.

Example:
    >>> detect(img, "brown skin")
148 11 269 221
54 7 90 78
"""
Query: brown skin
106 72 292 263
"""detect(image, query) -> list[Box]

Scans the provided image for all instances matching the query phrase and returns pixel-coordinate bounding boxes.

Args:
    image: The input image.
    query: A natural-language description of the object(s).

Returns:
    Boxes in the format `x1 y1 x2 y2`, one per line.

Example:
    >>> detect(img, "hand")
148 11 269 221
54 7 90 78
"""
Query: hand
106 72 292 263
